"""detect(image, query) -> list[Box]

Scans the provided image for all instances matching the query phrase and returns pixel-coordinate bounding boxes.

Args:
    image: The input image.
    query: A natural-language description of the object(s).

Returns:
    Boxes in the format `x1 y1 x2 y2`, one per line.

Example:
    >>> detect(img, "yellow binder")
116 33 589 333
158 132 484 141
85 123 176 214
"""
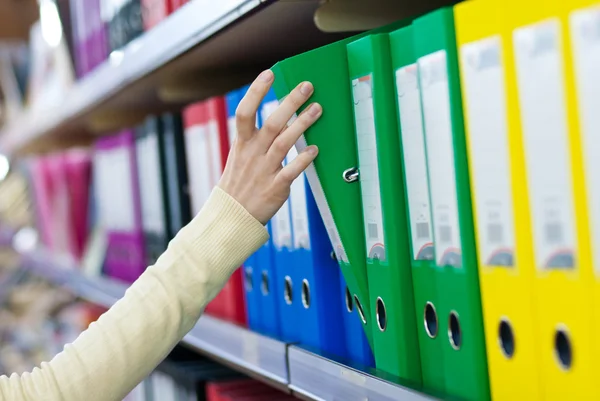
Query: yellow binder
505 0 596 398
454 0 541 399
560 0 600 385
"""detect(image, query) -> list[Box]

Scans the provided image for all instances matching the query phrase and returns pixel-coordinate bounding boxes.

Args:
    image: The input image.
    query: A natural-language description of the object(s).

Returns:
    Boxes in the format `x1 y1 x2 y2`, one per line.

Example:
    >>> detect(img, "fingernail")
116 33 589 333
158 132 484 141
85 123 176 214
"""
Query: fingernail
259 70 274 82
306 145 318 156
300 82 314 96
309 103 322 117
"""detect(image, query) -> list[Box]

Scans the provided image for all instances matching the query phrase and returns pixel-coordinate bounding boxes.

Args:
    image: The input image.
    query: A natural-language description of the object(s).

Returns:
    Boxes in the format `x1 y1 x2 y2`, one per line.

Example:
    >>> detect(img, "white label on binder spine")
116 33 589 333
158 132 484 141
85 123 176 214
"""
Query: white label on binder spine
136 133 165 235
352 75 386 262
514 19 576 269
295 137 348 263
227 116 237 148
288 146 311 250
461 36 515 267
571 7 600 272
418 50 462 268
184 121 222 215
95 147 136 232
261 100 279 126
272 193 293 250
396 64 435 261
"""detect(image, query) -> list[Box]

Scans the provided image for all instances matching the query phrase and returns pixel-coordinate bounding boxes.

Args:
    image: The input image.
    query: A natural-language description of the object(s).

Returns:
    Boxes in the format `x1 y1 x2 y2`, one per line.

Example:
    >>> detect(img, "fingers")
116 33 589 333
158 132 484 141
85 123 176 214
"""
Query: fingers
267 103 322 164
261 81 314 142
236 70 274 140
275 146 318 186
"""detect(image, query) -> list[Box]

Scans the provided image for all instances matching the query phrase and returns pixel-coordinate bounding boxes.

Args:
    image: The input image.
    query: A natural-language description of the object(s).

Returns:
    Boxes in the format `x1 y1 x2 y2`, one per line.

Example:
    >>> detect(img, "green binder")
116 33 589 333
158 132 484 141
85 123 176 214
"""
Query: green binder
413 8 490 401
271 37 374 346
346 33 421 383
389 25 446 393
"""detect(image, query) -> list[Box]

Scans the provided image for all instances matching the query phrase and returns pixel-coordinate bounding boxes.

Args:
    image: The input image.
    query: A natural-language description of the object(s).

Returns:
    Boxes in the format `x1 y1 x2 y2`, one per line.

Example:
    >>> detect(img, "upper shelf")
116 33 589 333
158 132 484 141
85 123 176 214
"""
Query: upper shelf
0 0 348 156
0 0 450 156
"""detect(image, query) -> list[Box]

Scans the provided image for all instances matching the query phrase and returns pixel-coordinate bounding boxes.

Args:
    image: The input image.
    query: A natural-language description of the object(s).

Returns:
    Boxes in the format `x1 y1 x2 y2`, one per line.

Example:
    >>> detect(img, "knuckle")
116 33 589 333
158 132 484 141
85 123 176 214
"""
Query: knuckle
263 118 281 134
235 107 252 122
272 138 289 155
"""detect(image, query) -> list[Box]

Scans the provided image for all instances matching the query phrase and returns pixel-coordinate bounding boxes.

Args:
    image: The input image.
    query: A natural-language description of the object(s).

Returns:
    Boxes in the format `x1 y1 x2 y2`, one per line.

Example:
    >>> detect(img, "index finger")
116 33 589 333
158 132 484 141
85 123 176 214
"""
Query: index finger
235 70 274 140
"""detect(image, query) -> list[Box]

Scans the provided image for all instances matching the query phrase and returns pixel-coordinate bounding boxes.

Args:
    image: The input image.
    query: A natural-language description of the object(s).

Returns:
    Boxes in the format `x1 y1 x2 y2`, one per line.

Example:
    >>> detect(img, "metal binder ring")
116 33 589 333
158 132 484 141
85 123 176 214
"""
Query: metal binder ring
343 167 359 183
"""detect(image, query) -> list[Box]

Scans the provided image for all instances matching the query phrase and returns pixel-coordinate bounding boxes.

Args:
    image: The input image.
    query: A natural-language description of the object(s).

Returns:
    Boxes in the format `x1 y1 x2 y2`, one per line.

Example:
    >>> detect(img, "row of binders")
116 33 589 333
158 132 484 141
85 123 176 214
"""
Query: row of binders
268 0 600 400
25 86 375 368
24 0 600 398
69 0 187 78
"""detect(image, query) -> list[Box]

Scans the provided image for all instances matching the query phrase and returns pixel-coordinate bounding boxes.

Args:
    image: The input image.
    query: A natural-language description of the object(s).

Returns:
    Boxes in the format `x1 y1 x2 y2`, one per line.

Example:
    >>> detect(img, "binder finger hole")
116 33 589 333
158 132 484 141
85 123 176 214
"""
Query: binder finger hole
554 327 573 370
244 268 253 292
424 302 438 338
345 286 354 313
284 276 293 305
498 319 515 358
353 294 367 324
301 279 311 309
376 297 387 332
260 270 269 295
448 311 462 350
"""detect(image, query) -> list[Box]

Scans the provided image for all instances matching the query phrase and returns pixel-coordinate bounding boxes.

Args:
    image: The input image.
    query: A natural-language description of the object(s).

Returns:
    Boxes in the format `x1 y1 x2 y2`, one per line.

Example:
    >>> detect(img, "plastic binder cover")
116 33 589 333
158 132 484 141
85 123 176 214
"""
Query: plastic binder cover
184 97 246 325
454 1 542 399
94 131 146 283
271 36 375 346
339 274 374 368
506 0 596 398
347 33 420 382
64 149 93 262
288 146 345 357
135 117 170 267
161 112 191 240
413 8 489 400
565 0 600 390
389 25 445 393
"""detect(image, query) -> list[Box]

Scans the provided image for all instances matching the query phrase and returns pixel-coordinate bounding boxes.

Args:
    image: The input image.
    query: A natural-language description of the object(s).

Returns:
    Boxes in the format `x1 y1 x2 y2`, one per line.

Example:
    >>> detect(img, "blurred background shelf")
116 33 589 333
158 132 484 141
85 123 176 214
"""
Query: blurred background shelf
12 246 437 401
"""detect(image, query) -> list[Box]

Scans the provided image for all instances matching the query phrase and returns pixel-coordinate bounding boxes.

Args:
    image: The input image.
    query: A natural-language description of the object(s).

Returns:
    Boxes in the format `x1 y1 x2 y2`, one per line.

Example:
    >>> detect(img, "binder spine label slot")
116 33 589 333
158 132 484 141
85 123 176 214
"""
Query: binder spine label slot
396 63 435 261
273 154 293 250
514 19 576 269
185 121 222 215
287 147 311 250
352 74 386 262
95 147 136 232
136 132 165 235
227 115 237 147
461 36 515 267
418 50 462 268
295 135 348 263
571 7 600 272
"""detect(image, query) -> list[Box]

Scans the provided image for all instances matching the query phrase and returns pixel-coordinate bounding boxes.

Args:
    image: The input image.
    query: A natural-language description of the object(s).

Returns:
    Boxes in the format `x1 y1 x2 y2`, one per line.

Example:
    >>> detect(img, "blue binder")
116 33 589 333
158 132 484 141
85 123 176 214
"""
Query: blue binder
256 221 281 338
289 162 346 357
339 274 375 368
259 90 300 342
225 87 244 146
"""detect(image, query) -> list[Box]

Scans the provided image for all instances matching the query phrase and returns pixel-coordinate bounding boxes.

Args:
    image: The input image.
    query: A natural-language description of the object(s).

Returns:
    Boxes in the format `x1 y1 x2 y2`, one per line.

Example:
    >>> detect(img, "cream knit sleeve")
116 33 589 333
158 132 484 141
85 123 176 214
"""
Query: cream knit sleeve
0 187 269 401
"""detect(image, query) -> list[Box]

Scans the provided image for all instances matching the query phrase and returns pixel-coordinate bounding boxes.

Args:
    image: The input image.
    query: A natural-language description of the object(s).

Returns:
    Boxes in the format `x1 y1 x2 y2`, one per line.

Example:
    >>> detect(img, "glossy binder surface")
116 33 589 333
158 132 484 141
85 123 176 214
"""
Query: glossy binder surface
339 274 374 368
347 33 420 381
389 25 445 393
289 156 345 357
563 0 600 386
94 130 146 283
413 8 489 400
135 117 170 267
506 0 596 397
271 36 374 345
454 1 541 399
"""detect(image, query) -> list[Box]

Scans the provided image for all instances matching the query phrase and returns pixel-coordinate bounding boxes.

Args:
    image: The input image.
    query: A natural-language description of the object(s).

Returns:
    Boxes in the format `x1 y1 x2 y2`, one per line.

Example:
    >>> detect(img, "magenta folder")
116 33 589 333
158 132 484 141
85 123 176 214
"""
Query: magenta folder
94 131 146 283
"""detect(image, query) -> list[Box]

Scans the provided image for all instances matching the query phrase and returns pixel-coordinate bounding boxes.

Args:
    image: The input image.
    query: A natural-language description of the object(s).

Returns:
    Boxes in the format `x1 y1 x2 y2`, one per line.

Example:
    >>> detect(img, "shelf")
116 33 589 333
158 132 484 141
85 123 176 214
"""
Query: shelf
12 248 439 400
0 0 351 156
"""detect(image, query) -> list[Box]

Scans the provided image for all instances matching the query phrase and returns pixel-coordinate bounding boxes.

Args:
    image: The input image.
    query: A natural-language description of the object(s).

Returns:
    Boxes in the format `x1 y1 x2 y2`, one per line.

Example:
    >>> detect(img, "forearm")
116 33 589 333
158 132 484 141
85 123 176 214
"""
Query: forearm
0 188 268 401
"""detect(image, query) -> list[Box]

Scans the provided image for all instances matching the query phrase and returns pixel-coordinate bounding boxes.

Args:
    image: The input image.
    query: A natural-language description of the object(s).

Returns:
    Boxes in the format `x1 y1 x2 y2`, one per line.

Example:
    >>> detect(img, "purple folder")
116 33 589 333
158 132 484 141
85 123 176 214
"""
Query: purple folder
94 130 146 283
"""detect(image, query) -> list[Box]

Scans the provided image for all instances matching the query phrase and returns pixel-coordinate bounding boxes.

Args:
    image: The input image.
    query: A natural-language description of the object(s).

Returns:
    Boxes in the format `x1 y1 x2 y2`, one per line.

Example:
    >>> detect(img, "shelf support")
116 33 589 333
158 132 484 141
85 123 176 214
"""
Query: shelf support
313 0 452 32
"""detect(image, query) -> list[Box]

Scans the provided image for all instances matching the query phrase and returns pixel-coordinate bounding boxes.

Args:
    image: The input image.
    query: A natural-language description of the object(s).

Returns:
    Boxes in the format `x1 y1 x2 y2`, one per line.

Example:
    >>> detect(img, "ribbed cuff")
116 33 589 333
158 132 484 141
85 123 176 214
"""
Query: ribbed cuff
177 187 269 282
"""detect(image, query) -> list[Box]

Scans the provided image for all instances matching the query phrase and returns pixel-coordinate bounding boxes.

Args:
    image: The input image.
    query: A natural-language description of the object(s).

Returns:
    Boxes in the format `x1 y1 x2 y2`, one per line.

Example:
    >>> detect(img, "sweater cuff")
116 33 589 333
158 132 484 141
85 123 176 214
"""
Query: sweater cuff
176 187 269 281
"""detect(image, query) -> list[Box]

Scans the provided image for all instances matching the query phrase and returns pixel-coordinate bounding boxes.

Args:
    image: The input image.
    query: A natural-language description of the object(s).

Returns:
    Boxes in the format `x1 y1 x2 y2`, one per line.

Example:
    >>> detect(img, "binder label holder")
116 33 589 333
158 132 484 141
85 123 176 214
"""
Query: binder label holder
460 36 515 267
396 64 434 261
352 75 386 262
513 20 577 269
418 50 462 268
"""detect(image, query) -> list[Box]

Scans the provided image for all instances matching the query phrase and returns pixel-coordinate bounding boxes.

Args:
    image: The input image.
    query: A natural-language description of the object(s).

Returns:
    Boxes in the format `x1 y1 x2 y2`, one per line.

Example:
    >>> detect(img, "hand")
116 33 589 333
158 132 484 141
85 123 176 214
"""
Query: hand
218 70 322 224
